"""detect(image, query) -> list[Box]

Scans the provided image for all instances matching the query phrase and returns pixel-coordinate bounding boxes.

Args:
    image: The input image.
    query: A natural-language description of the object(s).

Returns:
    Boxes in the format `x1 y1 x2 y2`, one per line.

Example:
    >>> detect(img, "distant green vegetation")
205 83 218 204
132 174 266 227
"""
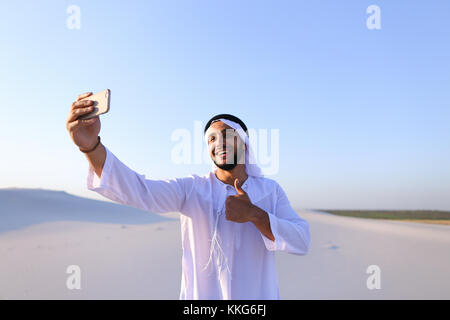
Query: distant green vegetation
317 210 450 220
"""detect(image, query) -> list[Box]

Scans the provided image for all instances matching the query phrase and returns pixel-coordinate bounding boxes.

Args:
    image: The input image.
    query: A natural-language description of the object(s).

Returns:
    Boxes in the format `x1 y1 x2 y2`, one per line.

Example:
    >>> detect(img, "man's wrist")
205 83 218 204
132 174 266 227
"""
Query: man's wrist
80 136 101 153
249 205 265 224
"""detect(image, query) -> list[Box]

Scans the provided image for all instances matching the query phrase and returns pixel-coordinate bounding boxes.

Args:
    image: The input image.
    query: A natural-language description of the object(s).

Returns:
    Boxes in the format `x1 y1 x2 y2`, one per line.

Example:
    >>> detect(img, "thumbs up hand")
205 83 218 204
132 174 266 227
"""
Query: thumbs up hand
225 178 258 223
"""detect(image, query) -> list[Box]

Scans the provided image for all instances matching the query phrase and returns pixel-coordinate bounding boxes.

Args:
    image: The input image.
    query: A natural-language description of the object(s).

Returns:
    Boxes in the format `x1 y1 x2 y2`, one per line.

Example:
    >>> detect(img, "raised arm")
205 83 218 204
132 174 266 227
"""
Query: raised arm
66 91 194 215
86 145 194 214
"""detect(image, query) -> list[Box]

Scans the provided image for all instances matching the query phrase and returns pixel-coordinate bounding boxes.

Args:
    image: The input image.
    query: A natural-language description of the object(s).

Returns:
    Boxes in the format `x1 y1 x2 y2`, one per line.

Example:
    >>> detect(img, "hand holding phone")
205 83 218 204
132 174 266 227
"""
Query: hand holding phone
77 89 111 120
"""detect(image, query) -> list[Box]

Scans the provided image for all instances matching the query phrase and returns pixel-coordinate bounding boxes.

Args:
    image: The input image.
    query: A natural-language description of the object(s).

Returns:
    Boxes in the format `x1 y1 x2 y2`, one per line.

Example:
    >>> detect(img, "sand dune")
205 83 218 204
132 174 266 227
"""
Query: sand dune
0 188 171 233
1 189 449 299
277 211 450 299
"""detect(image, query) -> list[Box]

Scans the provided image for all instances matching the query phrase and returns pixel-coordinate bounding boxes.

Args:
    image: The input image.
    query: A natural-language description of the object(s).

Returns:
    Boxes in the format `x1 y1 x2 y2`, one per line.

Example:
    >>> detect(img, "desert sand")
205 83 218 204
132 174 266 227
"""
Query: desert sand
1 189 449 299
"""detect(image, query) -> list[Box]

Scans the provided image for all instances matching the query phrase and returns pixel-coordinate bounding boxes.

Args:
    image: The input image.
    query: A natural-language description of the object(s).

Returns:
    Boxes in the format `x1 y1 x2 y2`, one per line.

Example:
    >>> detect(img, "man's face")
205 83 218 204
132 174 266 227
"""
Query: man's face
205 121 246 171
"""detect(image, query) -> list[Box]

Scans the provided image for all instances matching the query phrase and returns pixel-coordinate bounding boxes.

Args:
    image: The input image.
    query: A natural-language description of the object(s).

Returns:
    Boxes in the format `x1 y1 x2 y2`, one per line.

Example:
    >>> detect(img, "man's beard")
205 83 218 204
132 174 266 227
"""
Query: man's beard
213 152 239 171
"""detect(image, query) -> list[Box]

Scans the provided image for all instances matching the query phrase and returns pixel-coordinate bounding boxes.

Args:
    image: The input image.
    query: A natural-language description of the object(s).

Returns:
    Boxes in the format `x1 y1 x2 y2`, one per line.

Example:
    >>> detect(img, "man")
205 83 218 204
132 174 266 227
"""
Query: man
66 92 311 299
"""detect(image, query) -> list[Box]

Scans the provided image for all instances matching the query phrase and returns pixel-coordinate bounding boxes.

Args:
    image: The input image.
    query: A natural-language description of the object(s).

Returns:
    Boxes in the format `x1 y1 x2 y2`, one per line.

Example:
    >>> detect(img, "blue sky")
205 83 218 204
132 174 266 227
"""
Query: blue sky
0 0 449 210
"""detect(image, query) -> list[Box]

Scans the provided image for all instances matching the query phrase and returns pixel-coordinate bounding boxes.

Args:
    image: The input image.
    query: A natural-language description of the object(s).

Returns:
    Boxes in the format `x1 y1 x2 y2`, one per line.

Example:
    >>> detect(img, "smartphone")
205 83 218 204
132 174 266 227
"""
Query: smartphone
77 89 111 120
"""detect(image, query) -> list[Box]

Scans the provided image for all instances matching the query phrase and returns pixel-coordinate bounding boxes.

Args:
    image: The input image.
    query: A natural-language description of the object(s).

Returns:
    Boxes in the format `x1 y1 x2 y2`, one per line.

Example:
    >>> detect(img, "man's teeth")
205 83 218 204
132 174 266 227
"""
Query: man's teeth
217 151 227 156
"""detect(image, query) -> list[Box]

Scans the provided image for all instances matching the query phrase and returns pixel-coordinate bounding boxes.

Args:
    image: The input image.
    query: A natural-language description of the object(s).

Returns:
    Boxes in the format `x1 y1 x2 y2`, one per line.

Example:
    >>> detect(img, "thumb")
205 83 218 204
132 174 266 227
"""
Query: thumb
234 178 246 195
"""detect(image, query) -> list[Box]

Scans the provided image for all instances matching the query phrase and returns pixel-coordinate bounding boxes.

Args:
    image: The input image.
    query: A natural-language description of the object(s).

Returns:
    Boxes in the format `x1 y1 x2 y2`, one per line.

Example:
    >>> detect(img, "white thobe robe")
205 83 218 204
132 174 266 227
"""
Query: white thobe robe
87 146 310 299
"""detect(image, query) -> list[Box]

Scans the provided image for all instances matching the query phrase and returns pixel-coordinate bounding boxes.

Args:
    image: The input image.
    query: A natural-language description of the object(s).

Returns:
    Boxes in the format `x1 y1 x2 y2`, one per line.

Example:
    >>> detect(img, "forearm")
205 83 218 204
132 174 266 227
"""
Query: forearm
250 205 275 241
84 142 106 178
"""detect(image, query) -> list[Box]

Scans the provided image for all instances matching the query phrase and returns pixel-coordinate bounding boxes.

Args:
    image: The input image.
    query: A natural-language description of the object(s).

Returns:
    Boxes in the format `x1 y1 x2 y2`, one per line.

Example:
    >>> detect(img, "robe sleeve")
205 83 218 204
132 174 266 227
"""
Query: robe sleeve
87 146 194 215
260 183 311 255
